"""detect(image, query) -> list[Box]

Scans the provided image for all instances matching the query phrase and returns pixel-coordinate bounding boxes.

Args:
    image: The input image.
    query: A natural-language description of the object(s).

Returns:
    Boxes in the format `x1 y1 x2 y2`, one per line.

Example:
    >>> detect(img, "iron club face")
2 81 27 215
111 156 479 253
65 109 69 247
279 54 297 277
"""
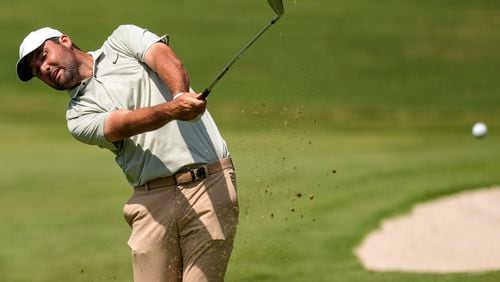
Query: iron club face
268 0 285 17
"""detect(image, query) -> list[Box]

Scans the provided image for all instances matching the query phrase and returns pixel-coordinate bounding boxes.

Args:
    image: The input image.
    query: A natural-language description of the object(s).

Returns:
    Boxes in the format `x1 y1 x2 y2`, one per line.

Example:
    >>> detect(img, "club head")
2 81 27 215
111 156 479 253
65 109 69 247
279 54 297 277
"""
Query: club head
267 0 285 17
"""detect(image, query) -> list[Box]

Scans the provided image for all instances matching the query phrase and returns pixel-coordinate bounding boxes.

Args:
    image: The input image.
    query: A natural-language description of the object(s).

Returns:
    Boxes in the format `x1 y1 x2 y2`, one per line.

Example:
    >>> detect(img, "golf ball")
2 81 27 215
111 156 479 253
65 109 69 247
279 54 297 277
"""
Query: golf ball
472 122 487 139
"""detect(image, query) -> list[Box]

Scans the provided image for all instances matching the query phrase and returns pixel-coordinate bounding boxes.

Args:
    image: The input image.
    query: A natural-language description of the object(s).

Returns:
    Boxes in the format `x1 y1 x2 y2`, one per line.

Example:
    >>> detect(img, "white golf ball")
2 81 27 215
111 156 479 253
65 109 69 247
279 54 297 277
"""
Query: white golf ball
472 122 487 139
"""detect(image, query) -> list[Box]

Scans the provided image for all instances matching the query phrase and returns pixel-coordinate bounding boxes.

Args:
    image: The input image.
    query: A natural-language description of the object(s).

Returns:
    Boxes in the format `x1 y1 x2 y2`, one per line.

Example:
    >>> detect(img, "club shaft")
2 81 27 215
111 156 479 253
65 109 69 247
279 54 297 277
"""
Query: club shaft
200 15 281 99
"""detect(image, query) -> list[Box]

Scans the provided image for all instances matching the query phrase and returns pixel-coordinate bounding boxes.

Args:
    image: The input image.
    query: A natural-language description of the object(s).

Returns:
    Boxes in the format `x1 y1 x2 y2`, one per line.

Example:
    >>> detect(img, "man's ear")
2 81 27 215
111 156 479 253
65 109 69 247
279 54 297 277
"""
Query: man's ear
59 35 74 49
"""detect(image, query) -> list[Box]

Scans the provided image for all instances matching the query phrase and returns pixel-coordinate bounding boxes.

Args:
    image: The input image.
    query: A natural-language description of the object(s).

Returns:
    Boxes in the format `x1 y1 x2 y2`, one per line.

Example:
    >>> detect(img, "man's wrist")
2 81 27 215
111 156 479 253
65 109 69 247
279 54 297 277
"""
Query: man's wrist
173 92 184 99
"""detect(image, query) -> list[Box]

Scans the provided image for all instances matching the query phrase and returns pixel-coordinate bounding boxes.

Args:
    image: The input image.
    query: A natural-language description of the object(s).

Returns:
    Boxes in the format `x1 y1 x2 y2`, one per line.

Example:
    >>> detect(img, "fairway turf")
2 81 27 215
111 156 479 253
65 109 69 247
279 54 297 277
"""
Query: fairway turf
1 0 500 281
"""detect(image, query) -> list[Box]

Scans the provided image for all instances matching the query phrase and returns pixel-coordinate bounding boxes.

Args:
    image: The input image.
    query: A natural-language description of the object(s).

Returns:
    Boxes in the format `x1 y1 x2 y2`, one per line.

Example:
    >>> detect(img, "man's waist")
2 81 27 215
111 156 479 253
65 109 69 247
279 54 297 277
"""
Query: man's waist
134 157 234 191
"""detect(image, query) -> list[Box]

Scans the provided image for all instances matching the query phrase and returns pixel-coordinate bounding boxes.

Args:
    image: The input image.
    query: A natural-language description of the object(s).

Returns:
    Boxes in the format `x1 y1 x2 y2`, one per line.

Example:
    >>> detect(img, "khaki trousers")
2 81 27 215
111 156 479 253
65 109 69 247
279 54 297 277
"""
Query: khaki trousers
123 167 239 282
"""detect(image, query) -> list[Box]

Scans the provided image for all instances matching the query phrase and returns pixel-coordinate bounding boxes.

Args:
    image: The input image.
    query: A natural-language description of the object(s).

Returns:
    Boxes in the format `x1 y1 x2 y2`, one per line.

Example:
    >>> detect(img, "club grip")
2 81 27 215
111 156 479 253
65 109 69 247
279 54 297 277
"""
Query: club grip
199 89 211 100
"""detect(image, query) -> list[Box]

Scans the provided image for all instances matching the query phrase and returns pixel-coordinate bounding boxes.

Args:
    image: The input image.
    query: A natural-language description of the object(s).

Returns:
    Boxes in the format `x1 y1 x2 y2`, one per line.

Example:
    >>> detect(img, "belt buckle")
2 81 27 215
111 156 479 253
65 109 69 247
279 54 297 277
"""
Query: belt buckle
193 165 209 181
174 165 209 185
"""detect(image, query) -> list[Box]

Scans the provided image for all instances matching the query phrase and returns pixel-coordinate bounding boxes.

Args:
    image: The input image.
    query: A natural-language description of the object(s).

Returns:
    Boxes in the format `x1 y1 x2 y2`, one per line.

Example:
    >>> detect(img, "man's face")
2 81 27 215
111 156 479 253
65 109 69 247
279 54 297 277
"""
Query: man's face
28 37 81 90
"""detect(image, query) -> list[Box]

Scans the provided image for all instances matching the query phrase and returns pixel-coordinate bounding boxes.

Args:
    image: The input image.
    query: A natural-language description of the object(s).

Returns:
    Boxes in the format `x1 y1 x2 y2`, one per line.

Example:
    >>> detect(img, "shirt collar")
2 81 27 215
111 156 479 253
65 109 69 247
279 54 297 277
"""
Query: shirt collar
67 48 104 99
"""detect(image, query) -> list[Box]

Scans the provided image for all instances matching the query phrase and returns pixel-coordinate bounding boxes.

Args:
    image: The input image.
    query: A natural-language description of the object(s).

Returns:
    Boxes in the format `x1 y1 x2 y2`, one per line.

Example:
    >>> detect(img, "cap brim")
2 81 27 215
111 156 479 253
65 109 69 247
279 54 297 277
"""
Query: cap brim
16 54 34 82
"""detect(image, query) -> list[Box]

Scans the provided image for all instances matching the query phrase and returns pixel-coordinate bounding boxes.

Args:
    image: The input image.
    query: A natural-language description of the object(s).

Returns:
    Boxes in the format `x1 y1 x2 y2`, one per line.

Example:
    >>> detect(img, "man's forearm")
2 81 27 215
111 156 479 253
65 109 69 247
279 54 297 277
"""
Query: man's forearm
145 43 190 95
104 93 207 142
105 103 175 142
155 58 190 95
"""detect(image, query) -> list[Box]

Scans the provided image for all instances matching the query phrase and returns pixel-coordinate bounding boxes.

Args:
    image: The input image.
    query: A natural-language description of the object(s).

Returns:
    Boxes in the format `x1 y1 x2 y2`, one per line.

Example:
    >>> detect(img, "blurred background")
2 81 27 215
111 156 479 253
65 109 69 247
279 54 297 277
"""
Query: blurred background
1 0 499 281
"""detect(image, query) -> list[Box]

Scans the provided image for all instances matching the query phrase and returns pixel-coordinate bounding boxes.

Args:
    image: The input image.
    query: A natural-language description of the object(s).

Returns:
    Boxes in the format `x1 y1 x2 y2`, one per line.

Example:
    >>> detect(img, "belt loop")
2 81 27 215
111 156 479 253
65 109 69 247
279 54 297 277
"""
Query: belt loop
145 182 150 192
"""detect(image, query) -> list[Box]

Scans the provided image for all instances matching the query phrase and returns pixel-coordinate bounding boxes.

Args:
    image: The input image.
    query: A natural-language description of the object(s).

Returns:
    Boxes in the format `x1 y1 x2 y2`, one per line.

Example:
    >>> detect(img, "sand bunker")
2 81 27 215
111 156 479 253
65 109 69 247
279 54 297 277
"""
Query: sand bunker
355 187 500 273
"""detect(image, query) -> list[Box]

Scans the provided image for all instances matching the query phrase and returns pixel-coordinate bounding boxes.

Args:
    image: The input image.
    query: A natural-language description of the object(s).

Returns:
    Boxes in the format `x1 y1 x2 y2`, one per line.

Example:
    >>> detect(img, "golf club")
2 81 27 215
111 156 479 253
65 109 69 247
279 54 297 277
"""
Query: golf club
199 0 285 100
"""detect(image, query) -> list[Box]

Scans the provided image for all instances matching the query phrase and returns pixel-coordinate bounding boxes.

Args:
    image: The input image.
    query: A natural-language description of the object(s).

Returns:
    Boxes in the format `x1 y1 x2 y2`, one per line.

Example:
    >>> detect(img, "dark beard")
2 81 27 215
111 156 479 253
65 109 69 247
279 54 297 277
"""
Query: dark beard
53 64 81 90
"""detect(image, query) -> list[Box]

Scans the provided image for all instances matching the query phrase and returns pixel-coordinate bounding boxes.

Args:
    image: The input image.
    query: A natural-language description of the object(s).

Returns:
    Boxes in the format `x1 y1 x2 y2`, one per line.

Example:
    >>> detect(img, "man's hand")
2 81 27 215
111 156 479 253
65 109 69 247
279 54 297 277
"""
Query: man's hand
167 93 207 121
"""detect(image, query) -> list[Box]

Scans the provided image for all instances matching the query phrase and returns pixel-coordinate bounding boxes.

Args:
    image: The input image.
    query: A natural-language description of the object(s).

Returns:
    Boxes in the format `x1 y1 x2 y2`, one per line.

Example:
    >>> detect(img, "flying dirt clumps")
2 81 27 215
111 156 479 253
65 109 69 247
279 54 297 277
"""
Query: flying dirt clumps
355 187 500 273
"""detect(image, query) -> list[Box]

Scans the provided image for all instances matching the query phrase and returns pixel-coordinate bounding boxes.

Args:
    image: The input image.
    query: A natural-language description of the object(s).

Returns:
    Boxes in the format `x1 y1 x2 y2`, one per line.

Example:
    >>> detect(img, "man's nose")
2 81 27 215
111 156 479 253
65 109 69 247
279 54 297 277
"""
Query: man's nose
39 61 51 76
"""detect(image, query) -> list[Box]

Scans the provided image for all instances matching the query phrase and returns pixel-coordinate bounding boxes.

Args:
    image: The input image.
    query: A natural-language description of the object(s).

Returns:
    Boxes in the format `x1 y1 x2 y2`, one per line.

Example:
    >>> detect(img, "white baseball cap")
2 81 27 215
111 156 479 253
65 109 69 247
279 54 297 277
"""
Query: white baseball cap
16 27 63 82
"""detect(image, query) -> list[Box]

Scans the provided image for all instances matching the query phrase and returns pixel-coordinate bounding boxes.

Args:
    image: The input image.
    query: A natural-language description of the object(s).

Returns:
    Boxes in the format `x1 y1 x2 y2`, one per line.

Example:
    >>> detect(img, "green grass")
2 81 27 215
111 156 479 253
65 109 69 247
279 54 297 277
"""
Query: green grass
225 126 500 282
1 0 500 281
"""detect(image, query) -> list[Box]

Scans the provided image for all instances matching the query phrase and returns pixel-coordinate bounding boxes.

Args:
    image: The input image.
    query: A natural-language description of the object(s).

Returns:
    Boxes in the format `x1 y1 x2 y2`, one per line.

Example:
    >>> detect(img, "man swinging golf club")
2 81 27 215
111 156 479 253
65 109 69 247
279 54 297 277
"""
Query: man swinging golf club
16 24 238 282
16 1 283 281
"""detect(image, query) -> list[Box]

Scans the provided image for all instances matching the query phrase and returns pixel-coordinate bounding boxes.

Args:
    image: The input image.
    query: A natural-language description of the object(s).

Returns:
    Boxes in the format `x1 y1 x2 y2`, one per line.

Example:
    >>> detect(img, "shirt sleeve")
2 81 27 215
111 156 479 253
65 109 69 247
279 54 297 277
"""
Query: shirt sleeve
66 104 119 152
106 24 169 62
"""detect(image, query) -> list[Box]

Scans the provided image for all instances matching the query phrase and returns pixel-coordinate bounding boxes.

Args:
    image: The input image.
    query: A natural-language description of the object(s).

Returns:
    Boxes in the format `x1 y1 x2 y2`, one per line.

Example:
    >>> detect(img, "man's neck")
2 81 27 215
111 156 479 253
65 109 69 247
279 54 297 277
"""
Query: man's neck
76 50 94 80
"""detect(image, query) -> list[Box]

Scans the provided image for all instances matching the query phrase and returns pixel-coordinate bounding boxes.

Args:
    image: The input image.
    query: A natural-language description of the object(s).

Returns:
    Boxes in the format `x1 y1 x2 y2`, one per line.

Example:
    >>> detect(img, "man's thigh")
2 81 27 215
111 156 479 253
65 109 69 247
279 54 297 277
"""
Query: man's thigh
179 168 239 281
123 187 183 282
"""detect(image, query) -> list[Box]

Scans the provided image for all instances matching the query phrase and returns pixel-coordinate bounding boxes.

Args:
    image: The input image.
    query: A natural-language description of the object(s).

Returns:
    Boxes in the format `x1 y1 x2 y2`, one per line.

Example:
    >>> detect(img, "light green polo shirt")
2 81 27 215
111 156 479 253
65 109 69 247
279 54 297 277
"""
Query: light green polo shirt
66 24 229 187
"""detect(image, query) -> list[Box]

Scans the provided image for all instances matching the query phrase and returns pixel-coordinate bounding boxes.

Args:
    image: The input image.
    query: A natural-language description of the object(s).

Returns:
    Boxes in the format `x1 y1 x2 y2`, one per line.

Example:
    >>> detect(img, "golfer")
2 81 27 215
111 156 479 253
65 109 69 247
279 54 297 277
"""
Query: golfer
16 24 239 282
